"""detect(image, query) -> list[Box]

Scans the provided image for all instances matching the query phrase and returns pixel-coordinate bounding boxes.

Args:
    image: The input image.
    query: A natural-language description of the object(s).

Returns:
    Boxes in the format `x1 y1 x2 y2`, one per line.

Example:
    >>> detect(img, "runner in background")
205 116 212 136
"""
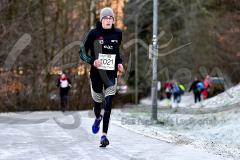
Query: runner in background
57 73 72 112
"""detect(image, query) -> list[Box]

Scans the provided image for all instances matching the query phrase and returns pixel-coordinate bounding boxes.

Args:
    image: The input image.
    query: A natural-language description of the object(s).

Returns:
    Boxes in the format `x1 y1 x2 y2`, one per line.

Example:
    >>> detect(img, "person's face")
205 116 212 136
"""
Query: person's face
61 74 66 79
101 16 114 29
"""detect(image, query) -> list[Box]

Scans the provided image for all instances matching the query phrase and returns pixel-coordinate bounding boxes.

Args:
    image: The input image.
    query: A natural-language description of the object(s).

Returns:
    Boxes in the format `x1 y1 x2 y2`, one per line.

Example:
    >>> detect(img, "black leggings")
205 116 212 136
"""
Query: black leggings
91 76 116 134
94 95 114 133
194 91 201 103
60 95 68 111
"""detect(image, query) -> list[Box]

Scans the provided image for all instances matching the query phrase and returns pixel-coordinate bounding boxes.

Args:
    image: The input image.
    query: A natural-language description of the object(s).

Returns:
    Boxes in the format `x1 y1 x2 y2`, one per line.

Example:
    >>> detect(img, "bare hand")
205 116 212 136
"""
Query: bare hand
93 59 102 68
118 64 124 73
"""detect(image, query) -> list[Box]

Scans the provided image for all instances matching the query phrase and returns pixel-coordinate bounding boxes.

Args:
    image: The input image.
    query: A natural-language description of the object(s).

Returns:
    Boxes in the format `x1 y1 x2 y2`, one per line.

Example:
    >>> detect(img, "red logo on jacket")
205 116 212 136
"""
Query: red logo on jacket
97 36 104 44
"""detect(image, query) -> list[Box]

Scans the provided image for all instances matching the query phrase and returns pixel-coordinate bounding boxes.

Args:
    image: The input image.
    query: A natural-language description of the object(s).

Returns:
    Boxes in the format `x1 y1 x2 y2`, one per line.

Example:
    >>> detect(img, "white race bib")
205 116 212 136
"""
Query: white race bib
60 80 69 88
98 53 116 70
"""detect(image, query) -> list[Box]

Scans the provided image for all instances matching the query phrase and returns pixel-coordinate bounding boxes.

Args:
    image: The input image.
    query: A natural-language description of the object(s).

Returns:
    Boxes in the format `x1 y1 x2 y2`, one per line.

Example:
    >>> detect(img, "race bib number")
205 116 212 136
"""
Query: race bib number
98 53 116 70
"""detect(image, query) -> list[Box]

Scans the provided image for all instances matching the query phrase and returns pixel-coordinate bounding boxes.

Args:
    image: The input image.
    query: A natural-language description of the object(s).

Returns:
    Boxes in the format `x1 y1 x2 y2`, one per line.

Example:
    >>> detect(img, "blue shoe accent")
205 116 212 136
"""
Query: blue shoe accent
92 115 102 134
100 135 109 147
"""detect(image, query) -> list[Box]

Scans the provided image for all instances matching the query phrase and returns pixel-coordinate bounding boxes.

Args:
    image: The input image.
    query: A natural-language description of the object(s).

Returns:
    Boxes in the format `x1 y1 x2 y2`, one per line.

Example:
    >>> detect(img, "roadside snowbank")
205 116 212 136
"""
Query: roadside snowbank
112 84 240 159
111 106 240 159
140 84 240 109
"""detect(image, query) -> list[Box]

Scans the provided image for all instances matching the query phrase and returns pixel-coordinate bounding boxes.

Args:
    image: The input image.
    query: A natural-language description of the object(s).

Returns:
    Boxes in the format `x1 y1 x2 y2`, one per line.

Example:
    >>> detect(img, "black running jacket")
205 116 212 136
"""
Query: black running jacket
79 22 123 78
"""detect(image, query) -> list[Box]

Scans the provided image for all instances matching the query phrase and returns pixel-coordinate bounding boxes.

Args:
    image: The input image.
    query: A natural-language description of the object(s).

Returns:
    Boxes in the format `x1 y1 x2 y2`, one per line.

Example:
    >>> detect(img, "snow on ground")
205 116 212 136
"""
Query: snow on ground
0 111 231 160
111 106 240 160
194 84 240 108
111 84 240 159
1 85 240 159
140 93 198 108
140 84 240 109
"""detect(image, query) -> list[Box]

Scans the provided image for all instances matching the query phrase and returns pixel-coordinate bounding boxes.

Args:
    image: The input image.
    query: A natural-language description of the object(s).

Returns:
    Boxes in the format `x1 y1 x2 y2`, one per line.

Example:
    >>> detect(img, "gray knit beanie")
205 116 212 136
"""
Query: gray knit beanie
100 7 115 22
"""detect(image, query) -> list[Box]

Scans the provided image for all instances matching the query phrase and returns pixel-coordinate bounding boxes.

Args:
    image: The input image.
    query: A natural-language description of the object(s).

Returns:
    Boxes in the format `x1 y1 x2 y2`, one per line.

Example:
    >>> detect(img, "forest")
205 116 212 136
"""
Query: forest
0 0 239 111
